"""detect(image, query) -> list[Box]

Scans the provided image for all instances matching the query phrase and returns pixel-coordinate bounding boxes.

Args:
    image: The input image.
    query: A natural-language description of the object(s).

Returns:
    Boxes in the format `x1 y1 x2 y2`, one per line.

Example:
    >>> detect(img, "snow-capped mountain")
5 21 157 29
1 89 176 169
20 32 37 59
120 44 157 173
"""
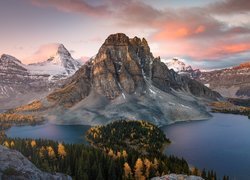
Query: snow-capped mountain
163 58 201 78
0 44 82 109
163 58 192 72
28 44 82 81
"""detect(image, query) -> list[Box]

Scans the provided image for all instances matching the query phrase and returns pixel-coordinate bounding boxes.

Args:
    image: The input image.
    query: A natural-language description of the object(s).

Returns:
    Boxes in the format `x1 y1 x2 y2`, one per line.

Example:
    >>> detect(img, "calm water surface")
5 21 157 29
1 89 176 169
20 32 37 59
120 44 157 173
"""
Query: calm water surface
6 113 250 179
6 123 91 144
162 113 250 179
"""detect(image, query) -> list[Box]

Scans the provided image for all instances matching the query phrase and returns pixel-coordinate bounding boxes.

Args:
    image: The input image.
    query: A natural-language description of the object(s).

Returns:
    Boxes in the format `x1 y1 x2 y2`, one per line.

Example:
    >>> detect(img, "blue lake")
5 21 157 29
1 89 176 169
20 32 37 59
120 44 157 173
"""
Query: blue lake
6 123 91 144
162 113 250 179
5 113 250 179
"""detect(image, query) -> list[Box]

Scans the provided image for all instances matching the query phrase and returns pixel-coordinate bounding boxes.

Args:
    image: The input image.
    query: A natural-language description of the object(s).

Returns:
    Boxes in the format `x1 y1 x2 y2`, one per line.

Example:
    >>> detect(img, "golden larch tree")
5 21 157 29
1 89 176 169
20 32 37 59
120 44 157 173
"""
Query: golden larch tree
10 141 15 147
31 140 36 148
3 141 9 148
58 143 67 158
144 158 152 178
124 162 132 179
134 158 145 180
47 146 55 158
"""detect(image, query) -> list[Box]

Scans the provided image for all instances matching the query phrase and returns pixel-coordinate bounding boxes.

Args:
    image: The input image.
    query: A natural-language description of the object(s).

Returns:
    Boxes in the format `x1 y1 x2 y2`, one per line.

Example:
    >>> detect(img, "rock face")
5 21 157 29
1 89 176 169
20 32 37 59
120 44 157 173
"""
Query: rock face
0 145 71 180
39 33 221 126
0 45 81 110
152 174 204 180
197 62 250 98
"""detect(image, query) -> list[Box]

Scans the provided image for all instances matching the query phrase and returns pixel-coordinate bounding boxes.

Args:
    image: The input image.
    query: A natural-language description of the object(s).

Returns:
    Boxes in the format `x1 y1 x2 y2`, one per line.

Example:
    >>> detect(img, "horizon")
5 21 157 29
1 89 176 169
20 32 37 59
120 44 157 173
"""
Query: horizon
0 0 250 69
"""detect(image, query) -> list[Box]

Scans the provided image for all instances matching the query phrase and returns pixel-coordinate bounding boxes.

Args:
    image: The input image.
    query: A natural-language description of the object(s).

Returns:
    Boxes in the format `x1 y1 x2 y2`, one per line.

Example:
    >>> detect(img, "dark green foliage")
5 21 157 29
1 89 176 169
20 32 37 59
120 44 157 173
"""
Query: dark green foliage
86 120 170 155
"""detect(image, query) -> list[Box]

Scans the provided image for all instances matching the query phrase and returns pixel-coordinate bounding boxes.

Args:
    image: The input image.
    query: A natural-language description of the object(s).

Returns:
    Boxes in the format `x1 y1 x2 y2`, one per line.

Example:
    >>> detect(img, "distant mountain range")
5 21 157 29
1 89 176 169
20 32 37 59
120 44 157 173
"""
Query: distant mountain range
197 62 250 99
164 58 250 99
12 33 221 126
0 44 82 109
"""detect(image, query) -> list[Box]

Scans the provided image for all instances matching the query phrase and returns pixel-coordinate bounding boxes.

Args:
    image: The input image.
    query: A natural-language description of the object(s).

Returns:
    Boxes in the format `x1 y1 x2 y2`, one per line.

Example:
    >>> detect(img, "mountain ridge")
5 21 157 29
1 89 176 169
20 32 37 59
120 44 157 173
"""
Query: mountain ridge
0 44 82 109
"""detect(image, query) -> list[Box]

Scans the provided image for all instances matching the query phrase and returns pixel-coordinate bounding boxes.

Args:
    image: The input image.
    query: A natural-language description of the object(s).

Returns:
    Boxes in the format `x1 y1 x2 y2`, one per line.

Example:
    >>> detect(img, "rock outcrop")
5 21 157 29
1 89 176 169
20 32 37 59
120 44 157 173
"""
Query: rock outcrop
0 145 71 180
197 62 250 98
152 174 204 180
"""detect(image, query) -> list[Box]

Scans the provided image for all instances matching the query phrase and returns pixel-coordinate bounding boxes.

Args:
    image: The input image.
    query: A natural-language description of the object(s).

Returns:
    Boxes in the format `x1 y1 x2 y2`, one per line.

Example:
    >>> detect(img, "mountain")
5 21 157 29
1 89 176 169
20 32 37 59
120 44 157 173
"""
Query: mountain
28 44 82 81
196 62 250 98
163 58 201 78
0 54 53 109
16 33 221 126
0 44 81 110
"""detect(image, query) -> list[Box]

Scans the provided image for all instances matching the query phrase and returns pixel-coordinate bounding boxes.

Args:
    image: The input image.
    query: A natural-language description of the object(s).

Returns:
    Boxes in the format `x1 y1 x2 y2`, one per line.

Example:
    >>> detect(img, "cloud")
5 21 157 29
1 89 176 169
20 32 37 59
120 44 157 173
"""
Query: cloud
208 0 250 14
28 0 250 69
24 43 61 64
31 0 110 17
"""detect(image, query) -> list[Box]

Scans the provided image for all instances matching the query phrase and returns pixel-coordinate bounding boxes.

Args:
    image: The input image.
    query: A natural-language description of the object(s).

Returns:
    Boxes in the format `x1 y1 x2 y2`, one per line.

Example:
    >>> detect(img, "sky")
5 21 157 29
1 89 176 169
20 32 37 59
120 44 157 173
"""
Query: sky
0 0 250 69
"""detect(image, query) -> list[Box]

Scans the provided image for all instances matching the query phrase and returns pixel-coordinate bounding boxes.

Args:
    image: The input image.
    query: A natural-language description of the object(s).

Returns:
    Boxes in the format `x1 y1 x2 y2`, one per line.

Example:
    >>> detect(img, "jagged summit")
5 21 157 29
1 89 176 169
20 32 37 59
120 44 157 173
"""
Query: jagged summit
163 58 201 78
0 54 23 65
103 33 130 45
28 43 82 79
164 58 193 72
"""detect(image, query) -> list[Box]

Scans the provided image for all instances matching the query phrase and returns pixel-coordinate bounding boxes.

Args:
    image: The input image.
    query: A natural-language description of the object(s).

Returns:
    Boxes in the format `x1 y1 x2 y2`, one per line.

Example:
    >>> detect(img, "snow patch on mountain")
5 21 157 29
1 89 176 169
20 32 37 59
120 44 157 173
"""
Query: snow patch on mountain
27 44 82 80
162 58 193 72
0 44 83 109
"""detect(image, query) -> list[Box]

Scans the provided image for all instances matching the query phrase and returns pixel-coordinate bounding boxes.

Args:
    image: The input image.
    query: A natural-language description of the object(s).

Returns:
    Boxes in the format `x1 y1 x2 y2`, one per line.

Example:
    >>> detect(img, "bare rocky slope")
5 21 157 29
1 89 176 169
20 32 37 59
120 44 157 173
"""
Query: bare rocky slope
196 62 250 98
20 33 221 126
162 58 250 99
152 174 204 180
0 145 71 180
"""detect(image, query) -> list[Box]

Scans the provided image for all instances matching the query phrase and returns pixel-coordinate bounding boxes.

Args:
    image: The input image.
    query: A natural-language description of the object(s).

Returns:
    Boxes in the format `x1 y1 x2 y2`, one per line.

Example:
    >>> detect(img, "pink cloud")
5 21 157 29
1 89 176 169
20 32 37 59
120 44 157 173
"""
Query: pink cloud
28 0 250 65
24 43 61 64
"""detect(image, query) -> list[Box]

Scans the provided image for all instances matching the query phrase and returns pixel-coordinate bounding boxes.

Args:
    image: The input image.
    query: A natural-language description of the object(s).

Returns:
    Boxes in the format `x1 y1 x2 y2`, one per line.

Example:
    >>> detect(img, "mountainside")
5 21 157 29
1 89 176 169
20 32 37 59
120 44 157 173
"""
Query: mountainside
163 58 201 78
19 33 221 126
197 62 250 98
0 45 81 110
0 54 53 109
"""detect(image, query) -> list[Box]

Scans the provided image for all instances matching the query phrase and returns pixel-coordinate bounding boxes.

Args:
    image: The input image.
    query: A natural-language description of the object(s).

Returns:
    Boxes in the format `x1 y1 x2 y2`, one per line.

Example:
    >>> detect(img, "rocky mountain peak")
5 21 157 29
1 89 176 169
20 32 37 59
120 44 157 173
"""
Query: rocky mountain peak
0 54 23 64
28 44 81 77
104 33 130 46
56 44 71 57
